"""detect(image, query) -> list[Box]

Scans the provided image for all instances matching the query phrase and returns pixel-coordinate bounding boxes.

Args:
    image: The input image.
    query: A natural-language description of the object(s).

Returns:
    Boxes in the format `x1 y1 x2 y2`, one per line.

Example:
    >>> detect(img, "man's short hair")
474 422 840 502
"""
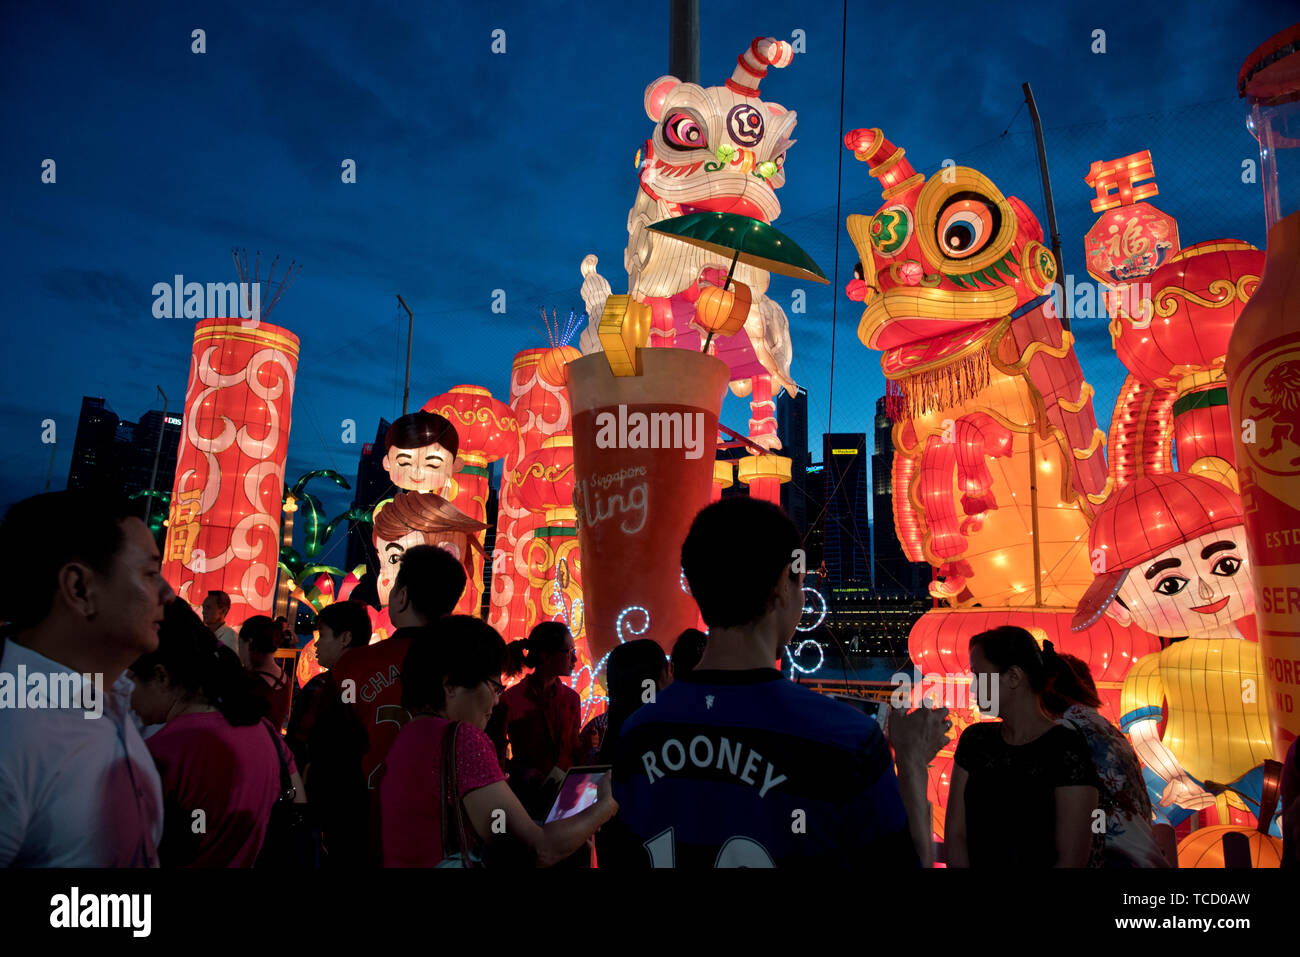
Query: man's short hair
206 590 231 613
0 490 137 630
681 497 801 630
393 545 467 621
315 600 373 649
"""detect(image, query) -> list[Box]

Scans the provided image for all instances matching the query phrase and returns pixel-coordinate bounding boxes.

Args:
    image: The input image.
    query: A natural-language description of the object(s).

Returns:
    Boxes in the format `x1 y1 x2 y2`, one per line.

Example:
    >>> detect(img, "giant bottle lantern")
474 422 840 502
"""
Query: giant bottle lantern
568 348 729 672
422 386 518 617
1228 25 1300 763
162 318 299 625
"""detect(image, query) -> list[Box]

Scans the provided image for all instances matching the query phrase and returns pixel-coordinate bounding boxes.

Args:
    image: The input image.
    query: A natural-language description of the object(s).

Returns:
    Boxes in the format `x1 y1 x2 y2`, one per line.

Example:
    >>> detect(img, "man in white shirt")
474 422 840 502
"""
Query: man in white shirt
201 589 239 655
0 491 170 867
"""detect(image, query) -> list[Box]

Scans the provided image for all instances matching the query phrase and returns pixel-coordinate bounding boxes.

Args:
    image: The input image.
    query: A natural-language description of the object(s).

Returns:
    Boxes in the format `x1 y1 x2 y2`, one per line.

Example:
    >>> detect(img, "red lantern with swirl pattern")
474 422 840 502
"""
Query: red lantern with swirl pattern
488 350 575 644
423 385 518 616
514 436 592 712
162 319 299 626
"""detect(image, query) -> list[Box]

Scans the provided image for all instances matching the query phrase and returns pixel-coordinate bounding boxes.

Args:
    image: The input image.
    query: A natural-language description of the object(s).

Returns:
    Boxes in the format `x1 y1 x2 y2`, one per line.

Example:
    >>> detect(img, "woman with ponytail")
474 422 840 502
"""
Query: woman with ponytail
1044 653 1170 867
498 622 583 820
944 626 1099 868
129 600 305 867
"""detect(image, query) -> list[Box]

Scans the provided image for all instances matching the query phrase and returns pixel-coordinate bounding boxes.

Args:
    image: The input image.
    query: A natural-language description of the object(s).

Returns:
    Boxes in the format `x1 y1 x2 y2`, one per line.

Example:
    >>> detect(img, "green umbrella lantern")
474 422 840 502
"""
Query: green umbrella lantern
646 211 829 350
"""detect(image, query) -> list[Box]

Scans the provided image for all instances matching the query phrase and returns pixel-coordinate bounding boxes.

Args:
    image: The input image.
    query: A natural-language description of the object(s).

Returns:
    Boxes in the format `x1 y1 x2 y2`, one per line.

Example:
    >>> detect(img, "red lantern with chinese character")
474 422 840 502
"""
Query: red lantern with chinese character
162 318 299 626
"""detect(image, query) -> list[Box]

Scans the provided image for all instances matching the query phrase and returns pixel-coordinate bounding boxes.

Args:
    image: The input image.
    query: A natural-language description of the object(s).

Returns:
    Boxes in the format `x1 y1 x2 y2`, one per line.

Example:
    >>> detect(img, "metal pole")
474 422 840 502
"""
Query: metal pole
1022 82 1069 333
1028 431 1042 607
44 442 57 492
145 386 168 525
669 0 698 83
397 294 414 415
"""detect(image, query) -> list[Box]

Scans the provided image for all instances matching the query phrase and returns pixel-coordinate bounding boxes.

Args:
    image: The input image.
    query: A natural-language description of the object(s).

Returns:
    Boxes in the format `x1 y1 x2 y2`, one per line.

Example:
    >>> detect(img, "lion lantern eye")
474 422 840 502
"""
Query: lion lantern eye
935 193 1000 259
665 110 707 150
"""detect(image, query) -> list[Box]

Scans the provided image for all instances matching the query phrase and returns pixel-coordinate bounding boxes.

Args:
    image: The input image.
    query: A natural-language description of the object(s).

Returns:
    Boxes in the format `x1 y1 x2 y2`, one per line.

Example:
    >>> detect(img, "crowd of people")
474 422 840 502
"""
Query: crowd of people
1 489 1296 868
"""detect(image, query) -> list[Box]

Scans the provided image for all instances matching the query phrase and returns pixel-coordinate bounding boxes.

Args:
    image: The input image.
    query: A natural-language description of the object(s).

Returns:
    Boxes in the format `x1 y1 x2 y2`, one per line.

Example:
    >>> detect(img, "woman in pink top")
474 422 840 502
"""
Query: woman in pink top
129 601 306 867
378 616 616 867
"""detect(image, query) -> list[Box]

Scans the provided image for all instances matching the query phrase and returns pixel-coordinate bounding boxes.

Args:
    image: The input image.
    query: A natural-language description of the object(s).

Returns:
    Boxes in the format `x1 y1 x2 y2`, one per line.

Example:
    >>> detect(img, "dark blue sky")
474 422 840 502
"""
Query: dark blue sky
3 0 1295 537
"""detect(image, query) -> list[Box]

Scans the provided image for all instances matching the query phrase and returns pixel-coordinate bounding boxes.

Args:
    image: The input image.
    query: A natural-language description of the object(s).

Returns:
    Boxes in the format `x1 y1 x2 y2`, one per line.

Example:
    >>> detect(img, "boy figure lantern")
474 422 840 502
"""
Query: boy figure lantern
1073 473 1276 833
382 410 460 495
364 410 484 617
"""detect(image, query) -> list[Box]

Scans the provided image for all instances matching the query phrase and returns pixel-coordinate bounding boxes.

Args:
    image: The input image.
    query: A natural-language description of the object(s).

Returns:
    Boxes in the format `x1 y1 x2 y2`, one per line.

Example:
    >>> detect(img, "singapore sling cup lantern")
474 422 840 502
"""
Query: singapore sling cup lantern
567 348 729 673
163 318 299 625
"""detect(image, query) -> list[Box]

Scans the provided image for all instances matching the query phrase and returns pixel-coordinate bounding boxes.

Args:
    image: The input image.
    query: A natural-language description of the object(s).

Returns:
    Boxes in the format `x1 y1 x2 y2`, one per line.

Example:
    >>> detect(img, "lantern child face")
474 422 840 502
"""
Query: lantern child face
383 442 456 494
1106 526 1255 640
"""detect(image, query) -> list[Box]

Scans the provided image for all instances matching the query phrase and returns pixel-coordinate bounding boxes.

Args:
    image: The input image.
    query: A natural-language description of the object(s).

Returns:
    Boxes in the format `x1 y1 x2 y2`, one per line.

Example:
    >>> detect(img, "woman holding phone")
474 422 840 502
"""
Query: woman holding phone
377 616 616 867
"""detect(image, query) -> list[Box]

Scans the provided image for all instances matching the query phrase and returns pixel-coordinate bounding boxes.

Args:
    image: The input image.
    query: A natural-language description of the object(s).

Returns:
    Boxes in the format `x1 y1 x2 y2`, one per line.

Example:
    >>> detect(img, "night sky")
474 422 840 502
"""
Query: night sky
3 0 1294 549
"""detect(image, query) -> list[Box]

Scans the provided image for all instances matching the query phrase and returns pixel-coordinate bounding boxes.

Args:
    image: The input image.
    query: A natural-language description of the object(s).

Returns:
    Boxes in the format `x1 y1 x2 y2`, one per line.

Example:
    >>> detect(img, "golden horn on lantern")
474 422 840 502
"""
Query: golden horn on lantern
844 128 924 200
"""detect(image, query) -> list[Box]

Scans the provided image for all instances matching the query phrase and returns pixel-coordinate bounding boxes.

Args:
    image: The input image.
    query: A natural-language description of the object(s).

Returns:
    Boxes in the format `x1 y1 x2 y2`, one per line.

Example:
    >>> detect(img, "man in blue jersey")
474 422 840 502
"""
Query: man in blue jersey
606 497 945 868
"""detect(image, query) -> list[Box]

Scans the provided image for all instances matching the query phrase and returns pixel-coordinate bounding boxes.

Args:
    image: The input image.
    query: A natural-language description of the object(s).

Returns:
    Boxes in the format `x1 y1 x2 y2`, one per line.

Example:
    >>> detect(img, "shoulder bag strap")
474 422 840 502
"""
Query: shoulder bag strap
262 719 292 797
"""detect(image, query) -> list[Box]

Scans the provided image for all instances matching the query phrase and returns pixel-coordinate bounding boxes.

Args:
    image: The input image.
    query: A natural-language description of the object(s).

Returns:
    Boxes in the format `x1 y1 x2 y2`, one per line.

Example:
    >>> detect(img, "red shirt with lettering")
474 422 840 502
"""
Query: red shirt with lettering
377 717 505 866
331 628 420 789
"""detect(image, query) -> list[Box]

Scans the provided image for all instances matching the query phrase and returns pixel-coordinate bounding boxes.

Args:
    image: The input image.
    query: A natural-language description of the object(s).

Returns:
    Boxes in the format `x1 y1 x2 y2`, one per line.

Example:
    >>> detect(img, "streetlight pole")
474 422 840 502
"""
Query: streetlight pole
397 294 414 415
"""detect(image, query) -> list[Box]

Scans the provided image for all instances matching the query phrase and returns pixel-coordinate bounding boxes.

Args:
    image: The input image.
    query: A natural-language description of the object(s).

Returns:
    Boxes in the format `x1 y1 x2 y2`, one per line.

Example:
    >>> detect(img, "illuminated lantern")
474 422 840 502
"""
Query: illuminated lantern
1072 473 1276 837
514 435 594 713
488 349 574 643
1177 827 1283 868
568 348 729 671
909 606 1158 726
162 318 299 626
843 127 1107 608
1083 201 1180 284
537 308 584 388
1084 153 1262 491
539 346 581 389
712 459 734 502
423 385 518 616
576 37 802 451
693 280 752 343
736 453 791 505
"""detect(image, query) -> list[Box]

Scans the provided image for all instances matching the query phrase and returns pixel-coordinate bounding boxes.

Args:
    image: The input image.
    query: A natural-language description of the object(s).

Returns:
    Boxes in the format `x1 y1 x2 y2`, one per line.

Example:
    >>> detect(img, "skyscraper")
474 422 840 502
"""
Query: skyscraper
66 397 182 504
822 433 870 593
776 386 808 533
871 397 930 596
344 416 393 575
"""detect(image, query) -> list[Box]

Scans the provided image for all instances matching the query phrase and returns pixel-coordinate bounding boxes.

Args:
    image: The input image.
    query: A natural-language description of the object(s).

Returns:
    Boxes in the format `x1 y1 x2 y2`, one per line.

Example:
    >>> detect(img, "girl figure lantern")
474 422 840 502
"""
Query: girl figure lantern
372 491 487 611
1072 473 1276 835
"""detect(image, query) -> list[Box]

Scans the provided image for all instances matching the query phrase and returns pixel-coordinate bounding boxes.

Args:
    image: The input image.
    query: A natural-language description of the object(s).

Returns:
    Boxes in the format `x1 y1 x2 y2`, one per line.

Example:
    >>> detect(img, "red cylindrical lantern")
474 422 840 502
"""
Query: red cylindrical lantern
423 385 518 616
489 350 574 642
162 318 299 626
